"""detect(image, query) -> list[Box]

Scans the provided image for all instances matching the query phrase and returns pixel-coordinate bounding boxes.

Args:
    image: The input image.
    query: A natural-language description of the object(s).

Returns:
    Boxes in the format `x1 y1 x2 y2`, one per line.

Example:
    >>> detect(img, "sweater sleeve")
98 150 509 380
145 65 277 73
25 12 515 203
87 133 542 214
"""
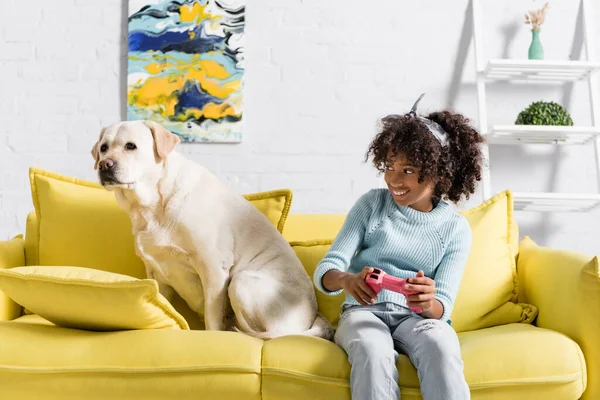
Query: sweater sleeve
433 217 472 322
313 190 375 296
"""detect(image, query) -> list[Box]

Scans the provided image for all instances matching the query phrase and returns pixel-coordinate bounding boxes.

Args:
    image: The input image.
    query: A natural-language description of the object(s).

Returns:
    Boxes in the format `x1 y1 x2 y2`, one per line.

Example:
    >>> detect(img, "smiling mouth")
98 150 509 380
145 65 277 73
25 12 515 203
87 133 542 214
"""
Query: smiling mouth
390 188 409 197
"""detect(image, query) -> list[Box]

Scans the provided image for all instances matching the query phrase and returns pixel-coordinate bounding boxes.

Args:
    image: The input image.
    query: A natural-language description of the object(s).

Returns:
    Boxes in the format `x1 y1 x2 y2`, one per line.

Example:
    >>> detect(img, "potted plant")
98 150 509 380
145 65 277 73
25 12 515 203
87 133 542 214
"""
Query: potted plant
515 101 574 126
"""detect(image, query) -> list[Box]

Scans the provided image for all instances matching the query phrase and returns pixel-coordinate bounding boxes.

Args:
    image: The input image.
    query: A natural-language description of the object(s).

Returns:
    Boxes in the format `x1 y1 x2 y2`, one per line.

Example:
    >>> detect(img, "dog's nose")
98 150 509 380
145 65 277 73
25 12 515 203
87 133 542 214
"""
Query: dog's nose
99 159 115 171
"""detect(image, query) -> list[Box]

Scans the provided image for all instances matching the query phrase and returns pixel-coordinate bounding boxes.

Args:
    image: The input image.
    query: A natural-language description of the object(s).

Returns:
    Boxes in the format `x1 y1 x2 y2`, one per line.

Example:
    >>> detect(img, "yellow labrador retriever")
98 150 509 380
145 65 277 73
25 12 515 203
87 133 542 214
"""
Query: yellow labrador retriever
91 120 333 340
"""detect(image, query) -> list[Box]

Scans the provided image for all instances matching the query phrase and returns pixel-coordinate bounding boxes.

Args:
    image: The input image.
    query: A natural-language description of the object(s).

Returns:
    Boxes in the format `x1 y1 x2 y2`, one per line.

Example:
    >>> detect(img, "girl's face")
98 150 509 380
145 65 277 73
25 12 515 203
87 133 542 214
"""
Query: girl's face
384 151 436 212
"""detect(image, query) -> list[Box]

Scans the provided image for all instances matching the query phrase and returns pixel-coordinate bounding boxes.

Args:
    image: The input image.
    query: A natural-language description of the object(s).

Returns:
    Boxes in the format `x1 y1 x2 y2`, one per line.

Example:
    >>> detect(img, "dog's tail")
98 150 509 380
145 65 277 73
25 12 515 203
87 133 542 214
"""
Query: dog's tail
298 312 334 340
233 313 334 341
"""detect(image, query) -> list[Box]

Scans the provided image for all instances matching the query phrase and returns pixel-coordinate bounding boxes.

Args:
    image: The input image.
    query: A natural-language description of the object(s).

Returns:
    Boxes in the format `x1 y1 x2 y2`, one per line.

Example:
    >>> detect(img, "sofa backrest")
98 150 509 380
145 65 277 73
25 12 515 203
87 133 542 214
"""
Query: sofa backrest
23 168 534 335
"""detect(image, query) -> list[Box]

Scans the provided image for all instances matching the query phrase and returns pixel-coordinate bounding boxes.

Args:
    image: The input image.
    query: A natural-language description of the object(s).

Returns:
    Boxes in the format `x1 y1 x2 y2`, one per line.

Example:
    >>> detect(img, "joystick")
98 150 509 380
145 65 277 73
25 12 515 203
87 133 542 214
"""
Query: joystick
365 268 423 313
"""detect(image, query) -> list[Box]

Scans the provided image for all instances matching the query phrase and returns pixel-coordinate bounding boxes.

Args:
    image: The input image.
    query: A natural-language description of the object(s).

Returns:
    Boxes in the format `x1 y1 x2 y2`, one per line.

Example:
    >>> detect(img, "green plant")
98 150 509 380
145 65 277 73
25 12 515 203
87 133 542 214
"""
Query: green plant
515 101 574 126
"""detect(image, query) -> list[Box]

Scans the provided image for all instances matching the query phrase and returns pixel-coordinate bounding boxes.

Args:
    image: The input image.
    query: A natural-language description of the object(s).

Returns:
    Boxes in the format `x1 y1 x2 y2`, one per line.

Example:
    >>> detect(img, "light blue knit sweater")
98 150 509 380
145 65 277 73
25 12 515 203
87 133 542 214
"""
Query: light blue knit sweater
313 188 472 323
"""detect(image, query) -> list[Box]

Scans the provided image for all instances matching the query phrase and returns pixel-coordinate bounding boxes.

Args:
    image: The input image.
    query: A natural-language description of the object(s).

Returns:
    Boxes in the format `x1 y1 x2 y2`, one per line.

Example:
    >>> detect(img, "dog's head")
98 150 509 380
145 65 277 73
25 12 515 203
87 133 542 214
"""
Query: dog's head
91 120 180 190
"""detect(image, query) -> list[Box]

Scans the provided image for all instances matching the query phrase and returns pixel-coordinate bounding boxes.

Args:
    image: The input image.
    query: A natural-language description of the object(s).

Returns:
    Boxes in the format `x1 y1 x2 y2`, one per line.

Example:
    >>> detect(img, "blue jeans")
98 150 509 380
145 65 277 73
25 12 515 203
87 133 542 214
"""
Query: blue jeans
334 302 470 400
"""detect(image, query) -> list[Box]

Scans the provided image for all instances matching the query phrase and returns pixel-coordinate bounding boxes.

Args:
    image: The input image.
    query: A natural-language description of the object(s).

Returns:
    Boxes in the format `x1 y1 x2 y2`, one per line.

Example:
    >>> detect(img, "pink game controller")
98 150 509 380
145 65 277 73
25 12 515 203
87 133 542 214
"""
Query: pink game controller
365 268 423 313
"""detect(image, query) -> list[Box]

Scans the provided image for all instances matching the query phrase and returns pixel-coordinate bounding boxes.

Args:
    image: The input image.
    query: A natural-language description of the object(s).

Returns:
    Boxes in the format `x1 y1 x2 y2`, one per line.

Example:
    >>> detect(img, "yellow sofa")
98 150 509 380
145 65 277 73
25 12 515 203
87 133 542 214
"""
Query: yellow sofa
0 168 598 400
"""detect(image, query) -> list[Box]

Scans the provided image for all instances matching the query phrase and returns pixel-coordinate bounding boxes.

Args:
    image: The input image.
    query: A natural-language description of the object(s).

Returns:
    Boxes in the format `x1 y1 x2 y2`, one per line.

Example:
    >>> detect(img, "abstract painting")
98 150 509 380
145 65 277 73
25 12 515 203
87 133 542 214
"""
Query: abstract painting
127 0 245 143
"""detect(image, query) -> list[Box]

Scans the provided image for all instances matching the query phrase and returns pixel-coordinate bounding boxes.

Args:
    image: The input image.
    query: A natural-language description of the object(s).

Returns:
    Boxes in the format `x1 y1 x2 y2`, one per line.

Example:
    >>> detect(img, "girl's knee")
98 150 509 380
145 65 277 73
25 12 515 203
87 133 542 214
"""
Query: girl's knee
412 318 450 333
345 338 397 365
414 320 461 356
425 339 462 364
414 319 457 340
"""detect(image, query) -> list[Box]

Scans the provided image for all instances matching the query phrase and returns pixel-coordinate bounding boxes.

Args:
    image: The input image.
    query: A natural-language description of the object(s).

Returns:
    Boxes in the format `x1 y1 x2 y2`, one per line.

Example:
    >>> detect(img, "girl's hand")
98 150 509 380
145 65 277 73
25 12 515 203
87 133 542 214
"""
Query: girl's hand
404 270 439 315
340 267 378 306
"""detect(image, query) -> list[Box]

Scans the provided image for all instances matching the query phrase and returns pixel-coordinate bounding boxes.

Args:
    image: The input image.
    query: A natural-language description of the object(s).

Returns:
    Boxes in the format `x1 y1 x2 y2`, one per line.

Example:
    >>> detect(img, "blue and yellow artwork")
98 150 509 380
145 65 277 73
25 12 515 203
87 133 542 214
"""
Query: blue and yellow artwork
127 0 245 143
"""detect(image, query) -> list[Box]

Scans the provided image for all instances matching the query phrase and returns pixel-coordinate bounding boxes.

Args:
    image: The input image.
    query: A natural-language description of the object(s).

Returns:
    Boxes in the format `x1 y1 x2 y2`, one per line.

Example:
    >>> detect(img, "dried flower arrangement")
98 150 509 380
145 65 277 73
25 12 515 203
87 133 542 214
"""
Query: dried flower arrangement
525 2 549 32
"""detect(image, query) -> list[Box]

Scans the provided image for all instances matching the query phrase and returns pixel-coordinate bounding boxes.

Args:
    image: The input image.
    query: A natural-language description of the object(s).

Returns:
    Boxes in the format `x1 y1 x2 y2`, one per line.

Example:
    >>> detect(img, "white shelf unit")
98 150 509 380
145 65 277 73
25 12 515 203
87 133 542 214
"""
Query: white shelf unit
485 59 600 82
471 0 600 213
513 192 600 212
487 125 600 145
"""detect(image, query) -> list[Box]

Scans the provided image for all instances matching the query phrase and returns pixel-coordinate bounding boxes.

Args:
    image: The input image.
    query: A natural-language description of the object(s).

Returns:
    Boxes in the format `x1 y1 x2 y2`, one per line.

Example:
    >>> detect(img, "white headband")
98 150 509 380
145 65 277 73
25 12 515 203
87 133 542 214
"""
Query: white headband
409 93 449 147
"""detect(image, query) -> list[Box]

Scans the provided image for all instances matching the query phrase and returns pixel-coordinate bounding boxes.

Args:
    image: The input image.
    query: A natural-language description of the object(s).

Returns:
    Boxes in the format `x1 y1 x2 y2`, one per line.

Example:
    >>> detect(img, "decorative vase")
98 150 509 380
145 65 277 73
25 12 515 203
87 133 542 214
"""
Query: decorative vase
528 30 544 60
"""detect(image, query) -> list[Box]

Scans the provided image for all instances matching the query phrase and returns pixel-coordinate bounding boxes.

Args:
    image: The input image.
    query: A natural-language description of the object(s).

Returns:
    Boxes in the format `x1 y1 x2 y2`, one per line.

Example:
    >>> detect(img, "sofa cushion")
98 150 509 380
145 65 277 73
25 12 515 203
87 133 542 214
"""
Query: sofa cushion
290 240 342 329
261 323 586 400
26 167 292 279
0 266 189 331
452 190 537 332
283 214 347 242
0 316 262 400
243 189 293 233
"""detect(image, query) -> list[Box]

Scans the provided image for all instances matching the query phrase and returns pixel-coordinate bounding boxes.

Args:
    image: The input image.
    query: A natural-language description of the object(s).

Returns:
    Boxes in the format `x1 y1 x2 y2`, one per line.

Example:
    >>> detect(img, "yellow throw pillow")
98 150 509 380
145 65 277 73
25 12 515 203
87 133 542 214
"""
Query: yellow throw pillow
451 190 538 332
290 240 345 330
0 266 189 331
27 167 292 279
29 168 146 277
244 189 292 233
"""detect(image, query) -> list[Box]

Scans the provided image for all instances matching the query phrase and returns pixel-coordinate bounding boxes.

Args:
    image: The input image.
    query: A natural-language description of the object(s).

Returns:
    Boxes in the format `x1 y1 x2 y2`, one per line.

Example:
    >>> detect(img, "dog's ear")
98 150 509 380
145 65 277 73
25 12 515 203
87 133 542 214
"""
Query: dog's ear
144 120 180 160
91 127 107 170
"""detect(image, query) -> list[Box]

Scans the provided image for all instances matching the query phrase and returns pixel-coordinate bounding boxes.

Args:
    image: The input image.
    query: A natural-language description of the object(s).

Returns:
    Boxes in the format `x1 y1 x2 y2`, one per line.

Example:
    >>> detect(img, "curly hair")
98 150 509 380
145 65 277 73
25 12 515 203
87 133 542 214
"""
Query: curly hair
365 110 485 203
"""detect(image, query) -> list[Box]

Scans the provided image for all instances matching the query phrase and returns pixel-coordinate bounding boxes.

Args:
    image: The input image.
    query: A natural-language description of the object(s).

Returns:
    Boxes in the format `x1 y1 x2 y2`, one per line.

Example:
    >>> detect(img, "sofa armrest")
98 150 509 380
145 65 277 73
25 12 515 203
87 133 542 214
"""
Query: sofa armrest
517 236 598 399
0 235 25 321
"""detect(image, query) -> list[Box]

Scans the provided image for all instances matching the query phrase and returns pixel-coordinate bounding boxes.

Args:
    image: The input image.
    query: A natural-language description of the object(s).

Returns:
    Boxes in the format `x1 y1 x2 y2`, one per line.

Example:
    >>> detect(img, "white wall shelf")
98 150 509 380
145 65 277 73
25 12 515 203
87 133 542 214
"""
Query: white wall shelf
487 125 600 145
513 192 600 212
484 59 600 82
471 0 600 213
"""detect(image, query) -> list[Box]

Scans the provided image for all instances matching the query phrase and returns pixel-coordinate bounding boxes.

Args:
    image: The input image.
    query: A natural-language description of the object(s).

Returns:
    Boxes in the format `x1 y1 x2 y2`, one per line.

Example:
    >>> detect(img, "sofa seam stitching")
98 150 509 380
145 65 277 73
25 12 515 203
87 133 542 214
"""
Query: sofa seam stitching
0 365 261 374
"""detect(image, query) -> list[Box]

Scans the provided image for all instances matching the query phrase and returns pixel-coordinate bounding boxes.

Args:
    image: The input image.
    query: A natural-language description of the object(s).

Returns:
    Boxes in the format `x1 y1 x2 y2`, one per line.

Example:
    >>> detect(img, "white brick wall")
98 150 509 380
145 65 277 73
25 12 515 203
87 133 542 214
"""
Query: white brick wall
1 0 599 254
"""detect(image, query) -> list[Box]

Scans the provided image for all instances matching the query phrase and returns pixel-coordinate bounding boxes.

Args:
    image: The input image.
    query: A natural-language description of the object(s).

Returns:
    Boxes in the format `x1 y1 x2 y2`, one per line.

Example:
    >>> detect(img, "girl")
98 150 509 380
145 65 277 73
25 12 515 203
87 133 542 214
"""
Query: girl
313 94 484 400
